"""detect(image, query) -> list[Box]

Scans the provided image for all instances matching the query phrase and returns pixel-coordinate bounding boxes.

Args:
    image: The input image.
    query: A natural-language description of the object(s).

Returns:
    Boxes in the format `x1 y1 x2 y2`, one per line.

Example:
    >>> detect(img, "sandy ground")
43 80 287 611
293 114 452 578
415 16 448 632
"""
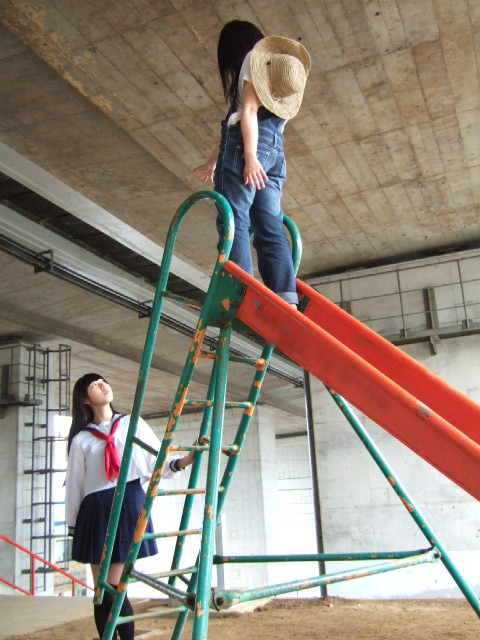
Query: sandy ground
4 597 480 640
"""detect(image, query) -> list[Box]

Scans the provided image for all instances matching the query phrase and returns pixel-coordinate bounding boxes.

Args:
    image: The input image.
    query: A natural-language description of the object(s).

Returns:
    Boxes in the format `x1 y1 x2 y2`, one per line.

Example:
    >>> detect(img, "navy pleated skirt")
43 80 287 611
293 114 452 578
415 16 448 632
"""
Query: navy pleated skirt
71 478 158 564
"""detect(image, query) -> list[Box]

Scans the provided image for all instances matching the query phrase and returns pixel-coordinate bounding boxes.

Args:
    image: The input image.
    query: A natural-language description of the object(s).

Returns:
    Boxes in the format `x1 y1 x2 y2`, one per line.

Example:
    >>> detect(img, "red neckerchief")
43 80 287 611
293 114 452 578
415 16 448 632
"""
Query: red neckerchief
88 414 124 481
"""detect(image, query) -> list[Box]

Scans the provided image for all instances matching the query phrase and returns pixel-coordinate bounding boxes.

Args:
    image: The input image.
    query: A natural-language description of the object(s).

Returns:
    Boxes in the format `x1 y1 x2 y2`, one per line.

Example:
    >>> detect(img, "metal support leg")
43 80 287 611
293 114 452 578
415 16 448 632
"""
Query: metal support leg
327 387 480 619
192 324 231 639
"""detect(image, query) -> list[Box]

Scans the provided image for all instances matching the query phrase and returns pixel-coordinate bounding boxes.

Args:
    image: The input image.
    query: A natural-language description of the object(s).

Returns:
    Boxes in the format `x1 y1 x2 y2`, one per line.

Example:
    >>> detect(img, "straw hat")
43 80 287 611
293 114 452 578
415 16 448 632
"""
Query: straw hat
250 36 311 119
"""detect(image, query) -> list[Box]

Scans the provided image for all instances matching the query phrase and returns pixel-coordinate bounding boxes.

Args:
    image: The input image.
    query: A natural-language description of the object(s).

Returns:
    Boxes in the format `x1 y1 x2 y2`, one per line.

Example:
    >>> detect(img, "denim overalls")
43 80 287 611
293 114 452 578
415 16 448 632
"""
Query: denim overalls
214 108 298 305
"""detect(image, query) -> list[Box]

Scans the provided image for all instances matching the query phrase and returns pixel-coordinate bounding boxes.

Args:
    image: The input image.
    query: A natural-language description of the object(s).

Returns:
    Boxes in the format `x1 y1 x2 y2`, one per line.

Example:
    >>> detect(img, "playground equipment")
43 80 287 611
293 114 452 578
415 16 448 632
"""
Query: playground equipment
96 191 480 639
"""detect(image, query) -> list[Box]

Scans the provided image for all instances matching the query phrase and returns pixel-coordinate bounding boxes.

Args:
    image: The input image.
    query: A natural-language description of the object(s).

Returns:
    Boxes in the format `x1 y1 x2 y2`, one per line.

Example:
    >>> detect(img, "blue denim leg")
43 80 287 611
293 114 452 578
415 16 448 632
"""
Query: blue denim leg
215 120 298 304
215 123 256 275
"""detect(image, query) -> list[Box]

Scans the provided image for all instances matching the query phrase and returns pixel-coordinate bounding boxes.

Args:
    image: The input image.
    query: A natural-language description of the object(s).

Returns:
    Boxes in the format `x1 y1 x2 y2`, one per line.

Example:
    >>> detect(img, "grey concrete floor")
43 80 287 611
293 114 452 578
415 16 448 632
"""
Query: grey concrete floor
0 594 93 637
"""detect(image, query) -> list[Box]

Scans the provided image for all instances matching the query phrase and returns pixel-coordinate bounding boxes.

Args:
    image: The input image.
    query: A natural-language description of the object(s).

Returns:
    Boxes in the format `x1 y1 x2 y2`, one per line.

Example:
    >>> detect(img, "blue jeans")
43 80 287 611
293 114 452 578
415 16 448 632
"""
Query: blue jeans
214 117 298 304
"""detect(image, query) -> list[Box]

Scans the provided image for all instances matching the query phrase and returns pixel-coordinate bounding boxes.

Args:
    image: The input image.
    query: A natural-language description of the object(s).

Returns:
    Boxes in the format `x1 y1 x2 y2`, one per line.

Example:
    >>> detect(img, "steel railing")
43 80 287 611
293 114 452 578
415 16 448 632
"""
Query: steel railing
0 534 92 596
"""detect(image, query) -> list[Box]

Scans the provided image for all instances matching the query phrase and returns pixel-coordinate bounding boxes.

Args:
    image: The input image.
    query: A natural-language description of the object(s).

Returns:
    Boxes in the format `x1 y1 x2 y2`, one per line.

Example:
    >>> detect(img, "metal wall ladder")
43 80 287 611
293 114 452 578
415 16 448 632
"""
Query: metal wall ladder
96 191 302 639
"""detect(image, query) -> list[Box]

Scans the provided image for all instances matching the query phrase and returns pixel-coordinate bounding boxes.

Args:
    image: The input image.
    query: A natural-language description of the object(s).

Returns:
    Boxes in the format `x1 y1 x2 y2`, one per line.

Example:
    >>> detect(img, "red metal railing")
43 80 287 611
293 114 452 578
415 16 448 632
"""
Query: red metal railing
0 534 92 596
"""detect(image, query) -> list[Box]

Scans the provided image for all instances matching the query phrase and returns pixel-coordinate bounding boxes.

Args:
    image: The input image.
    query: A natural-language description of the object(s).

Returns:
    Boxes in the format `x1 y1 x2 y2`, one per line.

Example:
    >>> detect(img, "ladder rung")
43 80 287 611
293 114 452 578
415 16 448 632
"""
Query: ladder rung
184 398 252 410
131 436 158 456
184 399 213 408
157 488 205 496
143 528 202 540
225 401 252 409
199 350 267 369
130 570 187 600
170 444 209 453
158 289 202 310
148 565 197 580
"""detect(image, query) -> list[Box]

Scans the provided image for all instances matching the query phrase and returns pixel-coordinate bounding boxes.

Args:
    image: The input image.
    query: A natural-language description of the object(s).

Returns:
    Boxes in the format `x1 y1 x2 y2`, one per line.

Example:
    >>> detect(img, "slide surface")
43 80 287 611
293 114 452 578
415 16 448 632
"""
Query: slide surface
223 261 480 501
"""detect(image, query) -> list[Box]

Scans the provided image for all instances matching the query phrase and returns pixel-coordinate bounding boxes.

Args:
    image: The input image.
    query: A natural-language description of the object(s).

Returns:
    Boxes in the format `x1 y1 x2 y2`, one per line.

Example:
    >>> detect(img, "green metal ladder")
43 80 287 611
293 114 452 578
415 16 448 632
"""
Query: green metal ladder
96 190 302 639
97 191 480 639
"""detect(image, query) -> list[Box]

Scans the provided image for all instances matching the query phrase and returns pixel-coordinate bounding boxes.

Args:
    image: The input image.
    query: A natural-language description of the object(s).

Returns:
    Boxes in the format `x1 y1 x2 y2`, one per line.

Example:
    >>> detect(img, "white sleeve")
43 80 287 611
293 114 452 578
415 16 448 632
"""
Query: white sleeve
65 437 86 530
240 51 253 86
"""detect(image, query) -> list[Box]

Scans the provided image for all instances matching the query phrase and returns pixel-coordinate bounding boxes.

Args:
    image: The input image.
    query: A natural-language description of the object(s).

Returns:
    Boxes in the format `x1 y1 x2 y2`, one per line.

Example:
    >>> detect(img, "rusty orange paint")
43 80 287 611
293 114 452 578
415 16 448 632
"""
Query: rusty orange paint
256 358 267 371
192 328 207 364
167 388 189 430
228 228 233 241
218 251 226 263
387 476 396 487
196 601 203 618
118 581 127 593
190 321 204 353
243 403 254 416
400 497 414 513
222 298 231 311
206 504 215 520
134 509 149 543
253 380 262 389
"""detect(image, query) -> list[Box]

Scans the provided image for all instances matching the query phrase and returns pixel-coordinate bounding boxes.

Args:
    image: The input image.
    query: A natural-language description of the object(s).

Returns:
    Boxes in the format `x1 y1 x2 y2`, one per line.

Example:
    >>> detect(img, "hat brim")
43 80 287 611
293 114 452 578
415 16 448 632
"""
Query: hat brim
250 36 311 120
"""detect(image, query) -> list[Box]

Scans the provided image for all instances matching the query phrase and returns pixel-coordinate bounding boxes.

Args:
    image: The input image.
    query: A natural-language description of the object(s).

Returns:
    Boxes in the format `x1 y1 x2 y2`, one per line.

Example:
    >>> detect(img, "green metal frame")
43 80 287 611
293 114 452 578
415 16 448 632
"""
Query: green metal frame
98 190 479 640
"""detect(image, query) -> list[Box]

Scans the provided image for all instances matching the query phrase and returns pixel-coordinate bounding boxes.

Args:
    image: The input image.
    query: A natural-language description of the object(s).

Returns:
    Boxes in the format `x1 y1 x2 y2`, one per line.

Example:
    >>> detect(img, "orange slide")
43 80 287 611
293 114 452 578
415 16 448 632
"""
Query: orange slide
223 261 480 501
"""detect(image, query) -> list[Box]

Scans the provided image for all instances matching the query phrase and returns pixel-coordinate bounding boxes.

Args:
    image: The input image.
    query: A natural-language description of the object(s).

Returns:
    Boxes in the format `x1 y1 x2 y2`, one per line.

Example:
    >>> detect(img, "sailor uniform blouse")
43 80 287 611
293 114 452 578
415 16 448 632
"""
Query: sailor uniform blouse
65 414 177 531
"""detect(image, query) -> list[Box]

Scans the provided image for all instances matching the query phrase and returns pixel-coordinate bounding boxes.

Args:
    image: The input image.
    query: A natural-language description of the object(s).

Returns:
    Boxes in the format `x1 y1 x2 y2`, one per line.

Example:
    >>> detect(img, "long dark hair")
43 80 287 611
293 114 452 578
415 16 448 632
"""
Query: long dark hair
218 20 264 108
67 373 116 454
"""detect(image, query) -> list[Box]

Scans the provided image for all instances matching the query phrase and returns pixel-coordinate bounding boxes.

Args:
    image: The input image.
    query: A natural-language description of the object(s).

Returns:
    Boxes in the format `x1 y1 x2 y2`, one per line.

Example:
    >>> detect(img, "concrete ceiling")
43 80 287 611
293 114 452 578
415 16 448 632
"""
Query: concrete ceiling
0 1 479 424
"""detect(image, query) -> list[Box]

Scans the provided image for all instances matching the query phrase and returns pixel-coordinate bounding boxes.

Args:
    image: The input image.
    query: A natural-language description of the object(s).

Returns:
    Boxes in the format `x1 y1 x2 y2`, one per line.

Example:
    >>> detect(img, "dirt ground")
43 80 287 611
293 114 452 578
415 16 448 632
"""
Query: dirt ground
5 597 480 640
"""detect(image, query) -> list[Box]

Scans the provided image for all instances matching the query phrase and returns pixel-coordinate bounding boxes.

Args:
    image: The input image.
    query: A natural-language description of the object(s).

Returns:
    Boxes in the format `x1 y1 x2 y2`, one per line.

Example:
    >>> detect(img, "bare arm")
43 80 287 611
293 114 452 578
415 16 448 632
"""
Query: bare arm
241 81 268 189
192 137 220 183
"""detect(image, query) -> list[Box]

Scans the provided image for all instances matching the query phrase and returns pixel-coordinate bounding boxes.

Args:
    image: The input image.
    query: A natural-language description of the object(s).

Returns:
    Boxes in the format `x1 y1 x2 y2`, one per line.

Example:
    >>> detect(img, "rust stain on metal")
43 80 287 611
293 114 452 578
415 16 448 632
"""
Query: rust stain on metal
134 509 149 543
253 380 262 389
218 251 226 263
190 321 204 352
256 358 267 371
222 298 230 311
400 497 414 513
416 403 432 420
206 505 215 520
388 476 396 487
196 601 203 618
243 403 254 416
192 329 207 364
167 388 189 430
118 581 127 594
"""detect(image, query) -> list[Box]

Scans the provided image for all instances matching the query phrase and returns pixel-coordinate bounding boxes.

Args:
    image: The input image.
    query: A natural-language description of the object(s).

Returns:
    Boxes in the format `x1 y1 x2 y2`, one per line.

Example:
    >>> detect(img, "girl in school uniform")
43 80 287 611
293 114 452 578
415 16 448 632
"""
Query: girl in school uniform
65 373 194 640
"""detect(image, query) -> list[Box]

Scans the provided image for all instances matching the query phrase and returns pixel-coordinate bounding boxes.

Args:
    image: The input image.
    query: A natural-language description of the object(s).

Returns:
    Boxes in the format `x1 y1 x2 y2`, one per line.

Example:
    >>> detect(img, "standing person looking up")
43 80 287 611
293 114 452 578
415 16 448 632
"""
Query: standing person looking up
65 373 195 640
193 20 311 306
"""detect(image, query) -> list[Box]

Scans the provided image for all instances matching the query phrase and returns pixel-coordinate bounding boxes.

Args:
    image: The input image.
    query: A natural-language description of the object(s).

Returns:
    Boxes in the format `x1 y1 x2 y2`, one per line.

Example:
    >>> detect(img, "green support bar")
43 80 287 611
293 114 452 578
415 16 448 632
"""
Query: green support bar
326 388 480 619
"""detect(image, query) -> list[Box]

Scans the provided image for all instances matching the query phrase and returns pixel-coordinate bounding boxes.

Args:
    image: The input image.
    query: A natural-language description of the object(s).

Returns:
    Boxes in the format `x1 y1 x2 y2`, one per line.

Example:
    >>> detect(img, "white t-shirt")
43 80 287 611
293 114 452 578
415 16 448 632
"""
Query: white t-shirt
65 414 177 528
